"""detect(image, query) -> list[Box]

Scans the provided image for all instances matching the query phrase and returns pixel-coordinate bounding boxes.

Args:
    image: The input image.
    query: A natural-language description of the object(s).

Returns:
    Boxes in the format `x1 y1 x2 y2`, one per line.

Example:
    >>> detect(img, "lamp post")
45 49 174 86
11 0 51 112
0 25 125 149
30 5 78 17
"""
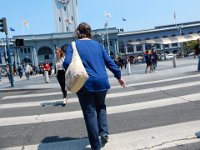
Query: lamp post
1 37 14 87
179 25 183 55
104 14 110 56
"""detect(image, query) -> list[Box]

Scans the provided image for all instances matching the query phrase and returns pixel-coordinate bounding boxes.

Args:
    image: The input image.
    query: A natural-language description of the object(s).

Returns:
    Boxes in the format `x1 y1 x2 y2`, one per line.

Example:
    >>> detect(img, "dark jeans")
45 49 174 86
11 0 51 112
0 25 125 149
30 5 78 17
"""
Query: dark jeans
57 70 67 98
77 88 109 150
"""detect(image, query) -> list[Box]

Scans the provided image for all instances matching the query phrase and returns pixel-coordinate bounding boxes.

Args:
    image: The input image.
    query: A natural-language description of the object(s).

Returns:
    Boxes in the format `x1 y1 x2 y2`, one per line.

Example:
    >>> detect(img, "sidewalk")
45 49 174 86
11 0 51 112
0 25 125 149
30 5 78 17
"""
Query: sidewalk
0 57 198 92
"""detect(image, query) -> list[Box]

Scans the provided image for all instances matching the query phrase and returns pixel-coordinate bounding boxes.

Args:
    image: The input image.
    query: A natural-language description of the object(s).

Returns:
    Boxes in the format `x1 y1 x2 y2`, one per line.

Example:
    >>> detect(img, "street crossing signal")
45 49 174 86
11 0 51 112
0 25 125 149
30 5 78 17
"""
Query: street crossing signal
0 17 8 34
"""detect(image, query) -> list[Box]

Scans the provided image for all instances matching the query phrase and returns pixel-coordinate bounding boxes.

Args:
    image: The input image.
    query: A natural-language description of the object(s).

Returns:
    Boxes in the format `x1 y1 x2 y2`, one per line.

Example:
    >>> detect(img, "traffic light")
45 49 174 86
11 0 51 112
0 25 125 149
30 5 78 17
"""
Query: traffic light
0 17 8 34
15 39 24 47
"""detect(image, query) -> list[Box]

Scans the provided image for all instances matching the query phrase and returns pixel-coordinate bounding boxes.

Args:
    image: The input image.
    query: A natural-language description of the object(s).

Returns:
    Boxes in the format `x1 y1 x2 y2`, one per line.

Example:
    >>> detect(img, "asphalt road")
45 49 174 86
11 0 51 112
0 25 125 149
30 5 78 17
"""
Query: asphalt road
1 57 200 150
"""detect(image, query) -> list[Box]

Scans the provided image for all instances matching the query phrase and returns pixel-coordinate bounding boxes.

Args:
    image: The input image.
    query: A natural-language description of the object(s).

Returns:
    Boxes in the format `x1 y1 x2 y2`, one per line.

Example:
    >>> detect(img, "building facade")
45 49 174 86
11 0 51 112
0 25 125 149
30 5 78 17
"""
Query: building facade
0 21 200 69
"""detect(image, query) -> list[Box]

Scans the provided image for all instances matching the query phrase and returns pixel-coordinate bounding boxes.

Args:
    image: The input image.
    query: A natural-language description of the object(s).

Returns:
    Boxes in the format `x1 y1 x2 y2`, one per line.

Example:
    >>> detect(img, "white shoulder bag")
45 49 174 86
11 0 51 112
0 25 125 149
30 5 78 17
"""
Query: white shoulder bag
65 41 89 93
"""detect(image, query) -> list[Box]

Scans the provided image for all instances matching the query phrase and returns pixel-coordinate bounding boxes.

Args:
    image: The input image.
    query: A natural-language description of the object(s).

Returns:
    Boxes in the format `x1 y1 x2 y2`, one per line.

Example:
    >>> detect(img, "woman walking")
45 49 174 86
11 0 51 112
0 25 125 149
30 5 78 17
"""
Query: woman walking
55 48 68 105
63 22 125 150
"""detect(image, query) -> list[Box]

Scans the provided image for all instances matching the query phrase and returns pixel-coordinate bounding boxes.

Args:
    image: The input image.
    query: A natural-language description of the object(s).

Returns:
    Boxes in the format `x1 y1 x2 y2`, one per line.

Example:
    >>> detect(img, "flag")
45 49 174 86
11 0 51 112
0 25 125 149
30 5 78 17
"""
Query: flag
122 17 127 21
174 11 176 20
104 11 111 18
10 27 15 31
22 19 30 28
65 18 72 24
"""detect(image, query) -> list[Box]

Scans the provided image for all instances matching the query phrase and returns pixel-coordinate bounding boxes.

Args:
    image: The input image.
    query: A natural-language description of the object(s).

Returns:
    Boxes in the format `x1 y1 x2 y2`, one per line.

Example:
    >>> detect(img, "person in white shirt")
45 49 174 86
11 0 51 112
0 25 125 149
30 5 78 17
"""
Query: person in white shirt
25 63 30 80
55 48 68 105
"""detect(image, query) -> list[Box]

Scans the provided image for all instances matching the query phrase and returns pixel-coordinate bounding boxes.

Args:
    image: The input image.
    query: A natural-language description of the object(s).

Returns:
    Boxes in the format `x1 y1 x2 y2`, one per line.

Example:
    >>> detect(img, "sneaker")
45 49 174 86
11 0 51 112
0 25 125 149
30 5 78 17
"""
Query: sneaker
101 135 108 147
63 98 68 104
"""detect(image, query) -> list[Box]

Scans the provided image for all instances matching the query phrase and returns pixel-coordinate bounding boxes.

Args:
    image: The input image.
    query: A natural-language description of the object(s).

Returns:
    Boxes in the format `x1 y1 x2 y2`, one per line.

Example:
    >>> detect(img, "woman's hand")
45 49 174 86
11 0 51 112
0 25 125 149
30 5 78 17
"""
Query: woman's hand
118 77 126 88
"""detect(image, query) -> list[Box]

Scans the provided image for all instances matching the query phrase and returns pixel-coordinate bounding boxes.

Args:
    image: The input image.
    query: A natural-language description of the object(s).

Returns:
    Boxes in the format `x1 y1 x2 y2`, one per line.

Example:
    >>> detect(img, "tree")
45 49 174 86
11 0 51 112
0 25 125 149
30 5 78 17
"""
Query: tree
183 40 196 53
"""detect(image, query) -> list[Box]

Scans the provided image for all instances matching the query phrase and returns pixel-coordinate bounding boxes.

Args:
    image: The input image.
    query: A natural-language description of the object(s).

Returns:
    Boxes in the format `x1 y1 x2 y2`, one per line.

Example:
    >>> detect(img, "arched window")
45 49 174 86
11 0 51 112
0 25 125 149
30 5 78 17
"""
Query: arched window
38 46 53 55
38 46 53 64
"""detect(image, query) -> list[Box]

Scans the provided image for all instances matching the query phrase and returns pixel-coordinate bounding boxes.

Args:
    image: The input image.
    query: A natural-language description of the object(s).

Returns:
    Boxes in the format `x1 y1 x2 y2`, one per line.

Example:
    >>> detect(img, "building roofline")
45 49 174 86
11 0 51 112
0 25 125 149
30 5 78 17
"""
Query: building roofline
118 20 200 36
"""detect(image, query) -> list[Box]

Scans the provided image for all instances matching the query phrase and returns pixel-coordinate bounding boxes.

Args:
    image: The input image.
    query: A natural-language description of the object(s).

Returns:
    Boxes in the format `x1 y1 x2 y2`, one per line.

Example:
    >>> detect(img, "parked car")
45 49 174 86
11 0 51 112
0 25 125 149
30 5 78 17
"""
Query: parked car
188 52 194 56
165 53 174 60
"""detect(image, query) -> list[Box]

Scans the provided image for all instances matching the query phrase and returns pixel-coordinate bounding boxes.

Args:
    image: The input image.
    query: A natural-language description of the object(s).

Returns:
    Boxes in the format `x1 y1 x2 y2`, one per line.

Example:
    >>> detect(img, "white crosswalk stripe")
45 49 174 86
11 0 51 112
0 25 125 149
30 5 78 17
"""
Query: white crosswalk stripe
1 72 200 150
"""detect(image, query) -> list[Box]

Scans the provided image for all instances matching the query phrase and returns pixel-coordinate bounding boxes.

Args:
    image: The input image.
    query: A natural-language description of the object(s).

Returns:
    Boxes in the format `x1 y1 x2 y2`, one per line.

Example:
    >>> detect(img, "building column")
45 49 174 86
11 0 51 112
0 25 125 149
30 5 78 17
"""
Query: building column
114 39 118 59
33 46 38 66
125 45 128 54
134 45 137 53
142 44 146 52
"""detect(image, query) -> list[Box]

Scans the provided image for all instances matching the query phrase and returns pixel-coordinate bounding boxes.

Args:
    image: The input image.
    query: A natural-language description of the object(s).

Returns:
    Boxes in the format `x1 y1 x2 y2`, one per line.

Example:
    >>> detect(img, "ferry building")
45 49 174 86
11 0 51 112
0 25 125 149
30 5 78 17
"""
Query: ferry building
0 0 200 68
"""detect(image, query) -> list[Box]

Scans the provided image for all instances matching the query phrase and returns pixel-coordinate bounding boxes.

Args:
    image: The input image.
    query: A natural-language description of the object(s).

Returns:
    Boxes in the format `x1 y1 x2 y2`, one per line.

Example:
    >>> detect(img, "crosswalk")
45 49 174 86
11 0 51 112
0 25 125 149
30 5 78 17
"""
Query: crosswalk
1 72 200 150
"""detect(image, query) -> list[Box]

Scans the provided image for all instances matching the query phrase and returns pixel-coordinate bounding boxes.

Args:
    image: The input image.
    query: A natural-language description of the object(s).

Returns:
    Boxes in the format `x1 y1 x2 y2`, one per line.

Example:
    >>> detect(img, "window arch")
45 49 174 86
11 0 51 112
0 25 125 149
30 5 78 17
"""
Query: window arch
38 46 53 55
37 46 54 64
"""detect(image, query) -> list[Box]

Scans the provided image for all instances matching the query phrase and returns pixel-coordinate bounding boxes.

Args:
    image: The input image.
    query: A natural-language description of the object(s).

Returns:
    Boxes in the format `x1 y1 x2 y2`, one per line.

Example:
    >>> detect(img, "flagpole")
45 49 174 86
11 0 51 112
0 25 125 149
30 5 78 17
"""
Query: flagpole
174 11 177 28
104 12 110 56
22 21 24 35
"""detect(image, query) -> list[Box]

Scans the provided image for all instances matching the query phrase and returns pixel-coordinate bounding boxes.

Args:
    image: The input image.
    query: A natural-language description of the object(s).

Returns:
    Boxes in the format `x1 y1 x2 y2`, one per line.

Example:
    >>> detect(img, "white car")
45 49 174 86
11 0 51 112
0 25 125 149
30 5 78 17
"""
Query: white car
165 53 174 60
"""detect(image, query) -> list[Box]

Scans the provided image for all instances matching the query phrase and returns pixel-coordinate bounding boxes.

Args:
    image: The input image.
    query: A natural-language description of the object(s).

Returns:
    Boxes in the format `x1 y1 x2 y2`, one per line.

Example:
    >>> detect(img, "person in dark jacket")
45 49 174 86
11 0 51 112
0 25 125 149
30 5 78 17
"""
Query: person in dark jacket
144 49 152 73
151 50 158 71
63 22 125 150
194 38 200 71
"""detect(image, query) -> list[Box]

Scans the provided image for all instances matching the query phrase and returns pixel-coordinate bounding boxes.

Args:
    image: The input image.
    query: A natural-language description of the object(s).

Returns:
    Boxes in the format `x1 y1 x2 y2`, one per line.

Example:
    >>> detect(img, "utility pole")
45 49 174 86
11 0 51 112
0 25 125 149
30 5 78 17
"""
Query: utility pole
0 17 14 87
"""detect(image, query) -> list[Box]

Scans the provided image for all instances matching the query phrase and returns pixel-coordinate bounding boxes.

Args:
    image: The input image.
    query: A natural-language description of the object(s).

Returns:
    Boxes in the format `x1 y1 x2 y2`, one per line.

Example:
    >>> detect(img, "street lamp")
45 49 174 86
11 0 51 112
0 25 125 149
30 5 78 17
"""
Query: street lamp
178 25 183 55
1 37 14 87
104 13 110 56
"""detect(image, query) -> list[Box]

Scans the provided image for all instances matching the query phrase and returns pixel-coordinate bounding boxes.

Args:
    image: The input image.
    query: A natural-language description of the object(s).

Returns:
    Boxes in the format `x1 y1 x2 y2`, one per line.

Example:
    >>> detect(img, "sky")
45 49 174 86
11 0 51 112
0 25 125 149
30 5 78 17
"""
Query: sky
0 0 200 38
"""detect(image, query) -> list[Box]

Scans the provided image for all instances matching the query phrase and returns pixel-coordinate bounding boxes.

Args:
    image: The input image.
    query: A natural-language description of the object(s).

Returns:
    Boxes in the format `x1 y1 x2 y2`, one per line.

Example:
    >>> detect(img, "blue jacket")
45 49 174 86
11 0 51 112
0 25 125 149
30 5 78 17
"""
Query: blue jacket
63 39 121 92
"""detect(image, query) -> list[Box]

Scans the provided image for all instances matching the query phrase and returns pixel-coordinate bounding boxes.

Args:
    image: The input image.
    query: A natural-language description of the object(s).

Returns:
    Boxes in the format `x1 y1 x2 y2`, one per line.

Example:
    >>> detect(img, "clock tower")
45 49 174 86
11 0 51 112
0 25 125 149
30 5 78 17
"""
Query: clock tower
53 0 78 33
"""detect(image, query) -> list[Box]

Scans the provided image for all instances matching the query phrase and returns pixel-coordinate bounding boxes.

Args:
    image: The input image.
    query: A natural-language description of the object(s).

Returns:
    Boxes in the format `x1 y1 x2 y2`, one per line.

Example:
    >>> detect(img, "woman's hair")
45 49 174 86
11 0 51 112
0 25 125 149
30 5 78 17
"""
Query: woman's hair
56 48 64 57
74 22 92 39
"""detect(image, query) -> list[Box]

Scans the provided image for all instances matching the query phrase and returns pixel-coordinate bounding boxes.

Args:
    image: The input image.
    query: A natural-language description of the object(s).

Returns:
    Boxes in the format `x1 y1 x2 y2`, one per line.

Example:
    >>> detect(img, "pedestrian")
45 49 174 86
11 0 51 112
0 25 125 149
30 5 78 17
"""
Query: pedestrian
55 48 68 105
194 38 200 71
63 22 125 150
151 50 158 71
24 63 30 80
5 64 10 82
18 65 23 78
144 49 152 73
43 61 51 75
0 66 2 81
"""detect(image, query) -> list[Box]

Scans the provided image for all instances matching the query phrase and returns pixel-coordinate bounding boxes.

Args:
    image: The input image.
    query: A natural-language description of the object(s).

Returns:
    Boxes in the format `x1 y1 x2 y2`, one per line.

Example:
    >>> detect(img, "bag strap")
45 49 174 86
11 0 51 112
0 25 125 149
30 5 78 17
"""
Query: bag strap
71 41 77 53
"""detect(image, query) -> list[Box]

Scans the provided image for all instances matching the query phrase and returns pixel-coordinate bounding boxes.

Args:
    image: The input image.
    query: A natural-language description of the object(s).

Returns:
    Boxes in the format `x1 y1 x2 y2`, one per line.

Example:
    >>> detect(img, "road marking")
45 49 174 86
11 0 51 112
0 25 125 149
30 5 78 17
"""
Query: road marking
2 73 200 100
0 92 200 127
111 73 200 89
2 120 200 150
1 80 200 109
